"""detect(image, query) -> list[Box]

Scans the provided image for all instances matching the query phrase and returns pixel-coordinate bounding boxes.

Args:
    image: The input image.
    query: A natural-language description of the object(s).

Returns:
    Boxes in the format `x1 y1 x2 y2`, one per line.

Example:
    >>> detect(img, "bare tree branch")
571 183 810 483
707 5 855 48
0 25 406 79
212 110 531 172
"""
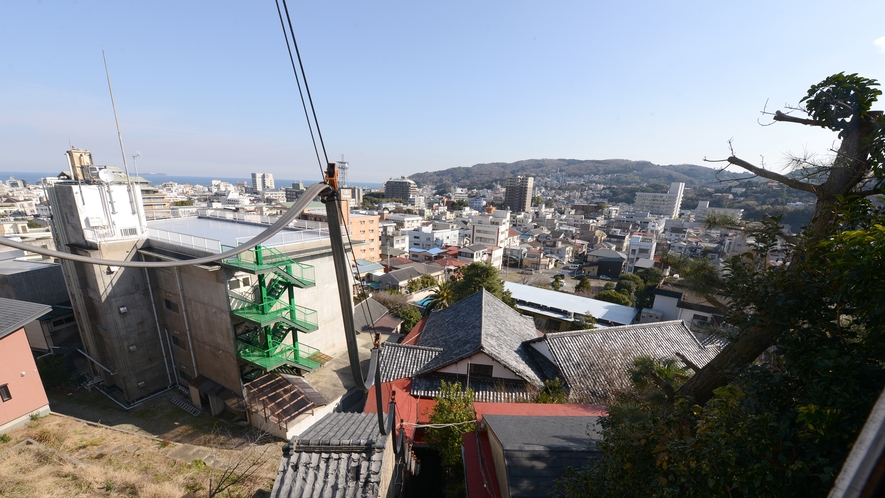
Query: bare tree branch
724 155 818 194
772 110 826 127
648 371 677 403
674 352 701 373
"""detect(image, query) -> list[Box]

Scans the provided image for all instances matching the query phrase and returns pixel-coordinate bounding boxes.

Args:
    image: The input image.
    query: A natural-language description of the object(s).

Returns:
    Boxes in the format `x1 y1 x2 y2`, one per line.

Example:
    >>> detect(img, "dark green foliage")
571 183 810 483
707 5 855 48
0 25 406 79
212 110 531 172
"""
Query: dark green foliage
407 274 437 293
574 277 593 293
594 290 632 307
425 381 476 468
536 378 569 404
551 275 564 291
451 262 514 306
27 219 42 229
36 354 72 389
560 200 885 497
172 200 193 206
395 305 422 332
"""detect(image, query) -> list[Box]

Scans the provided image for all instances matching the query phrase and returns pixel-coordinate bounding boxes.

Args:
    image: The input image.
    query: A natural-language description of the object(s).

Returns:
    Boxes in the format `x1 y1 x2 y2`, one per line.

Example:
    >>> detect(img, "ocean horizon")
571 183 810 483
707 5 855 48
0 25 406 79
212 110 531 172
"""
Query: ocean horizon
0 171 383 190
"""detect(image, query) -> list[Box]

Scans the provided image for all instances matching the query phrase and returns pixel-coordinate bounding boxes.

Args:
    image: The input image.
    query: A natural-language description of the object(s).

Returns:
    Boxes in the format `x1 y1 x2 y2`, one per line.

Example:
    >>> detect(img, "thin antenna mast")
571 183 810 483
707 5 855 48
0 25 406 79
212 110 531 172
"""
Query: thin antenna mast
103 50 141 221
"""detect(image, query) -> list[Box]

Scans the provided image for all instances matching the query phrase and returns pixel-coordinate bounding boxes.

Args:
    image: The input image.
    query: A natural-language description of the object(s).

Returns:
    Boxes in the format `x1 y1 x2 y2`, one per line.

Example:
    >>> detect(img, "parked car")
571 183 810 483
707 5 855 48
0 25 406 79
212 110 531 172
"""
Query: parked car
599 274 612 281
521 268 536 275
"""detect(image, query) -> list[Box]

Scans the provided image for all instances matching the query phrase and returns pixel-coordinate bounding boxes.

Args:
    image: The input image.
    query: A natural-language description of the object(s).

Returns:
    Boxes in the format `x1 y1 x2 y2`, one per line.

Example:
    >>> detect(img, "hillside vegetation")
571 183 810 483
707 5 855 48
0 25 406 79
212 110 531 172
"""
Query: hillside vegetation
409 158 736 189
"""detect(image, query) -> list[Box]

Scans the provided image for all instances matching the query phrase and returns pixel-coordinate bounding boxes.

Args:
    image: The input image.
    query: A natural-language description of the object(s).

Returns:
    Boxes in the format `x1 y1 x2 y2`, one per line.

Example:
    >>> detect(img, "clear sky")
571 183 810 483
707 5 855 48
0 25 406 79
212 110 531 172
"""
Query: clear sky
2 1 884 184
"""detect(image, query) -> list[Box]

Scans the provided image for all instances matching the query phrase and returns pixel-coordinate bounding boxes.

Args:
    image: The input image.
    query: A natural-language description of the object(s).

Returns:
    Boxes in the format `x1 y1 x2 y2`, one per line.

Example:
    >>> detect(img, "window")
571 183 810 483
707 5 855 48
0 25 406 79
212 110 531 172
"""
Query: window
692 314 709 323
164 299 179 314
171 335 184 349
468 363 493 378
0 384 10 402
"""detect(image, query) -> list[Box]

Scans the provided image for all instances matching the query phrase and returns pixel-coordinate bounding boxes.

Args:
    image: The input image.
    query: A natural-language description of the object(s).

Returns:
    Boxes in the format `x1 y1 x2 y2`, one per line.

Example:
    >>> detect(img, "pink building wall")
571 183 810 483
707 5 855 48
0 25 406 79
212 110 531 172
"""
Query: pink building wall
0 328 50 433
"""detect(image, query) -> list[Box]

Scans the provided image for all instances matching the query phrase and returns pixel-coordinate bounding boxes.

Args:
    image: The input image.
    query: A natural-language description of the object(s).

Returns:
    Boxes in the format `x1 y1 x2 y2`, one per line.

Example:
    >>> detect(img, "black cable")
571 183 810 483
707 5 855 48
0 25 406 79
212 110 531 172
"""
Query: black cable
274 0 326 180
281 0 330 166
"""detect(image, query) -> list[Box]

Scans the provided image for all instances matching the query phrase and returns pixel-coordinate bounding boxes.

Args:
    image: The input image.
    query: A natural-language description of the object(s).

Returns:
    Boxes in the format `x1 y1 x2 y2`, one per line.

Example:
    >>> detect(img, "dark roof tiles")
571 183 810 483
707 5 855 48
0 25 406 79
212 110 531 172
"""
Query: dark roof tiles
416 290 544 386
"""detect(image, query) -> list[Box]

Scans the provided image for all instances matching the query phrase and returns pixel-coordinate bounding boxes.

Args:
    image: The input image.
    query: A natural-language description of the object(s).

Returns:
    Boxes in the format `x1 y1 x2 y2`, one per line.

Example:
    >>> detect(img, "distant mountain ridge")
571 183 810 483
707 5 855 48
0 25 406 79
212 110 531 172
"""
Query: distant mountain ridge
408 158 733 189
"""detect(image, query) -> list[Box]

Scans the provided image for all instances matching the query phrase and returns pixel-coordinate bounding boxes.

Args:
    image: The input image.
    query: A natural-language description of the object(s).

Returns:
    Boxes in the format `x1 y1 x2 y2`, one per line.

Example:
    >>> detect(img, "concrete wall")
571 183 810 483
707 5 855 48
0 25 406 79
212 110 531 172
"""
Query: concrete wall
0 264 68 305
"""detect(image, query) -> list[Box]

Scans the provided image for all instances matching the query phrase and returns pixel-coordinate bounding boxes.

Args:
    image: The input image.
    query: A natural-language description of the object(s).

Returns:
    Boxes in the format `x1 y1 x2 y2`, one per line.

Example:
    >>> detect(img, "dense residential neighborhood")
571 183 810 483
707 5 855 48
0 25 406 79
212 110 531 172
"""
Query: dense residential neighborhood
0 137 881 497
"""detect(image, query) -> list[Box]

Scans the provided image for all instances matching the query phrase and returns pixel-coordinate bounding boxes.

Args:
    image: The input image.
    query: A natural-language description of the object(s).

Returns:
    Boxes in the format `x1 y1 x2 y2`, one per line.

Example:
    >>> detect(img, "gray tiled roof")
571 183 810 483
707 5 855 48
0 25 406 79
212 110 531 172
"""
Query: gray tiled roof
416 290 545 386
536 320 724 403
0 297 52 340
379 343 442 382
271 412 389 498
410 374 535 403
353 298 390 333
379 267 422 285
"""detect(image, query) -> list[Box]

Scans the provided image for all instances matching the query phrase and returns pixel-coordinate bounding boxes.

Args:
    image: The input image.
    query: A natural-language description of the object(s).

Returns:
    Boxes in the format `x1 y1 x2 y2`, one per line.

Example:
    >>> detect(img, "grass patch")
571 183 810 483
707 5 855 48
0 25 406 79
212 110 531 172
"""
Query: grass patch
0 415 278 497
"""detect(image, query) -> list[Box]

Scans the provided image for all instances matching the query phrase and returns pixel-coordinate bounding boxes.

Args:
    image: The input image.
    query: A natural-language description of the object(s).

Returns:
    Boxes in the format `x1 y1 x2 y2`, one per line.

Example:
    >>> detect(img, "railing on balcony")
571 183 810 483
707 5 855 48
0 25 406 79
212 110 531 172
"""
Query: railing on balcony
230 298 318 332
235 336 322 371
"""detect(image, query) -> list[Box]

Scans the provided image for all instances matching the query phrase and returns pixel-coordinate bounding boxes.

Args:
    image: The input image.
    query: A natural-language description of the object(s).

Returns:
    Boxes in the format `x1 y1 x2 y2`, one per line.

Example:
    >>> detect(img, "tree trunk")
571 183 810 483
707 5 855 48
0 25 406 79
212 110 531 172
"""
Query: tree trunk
679 111 879 404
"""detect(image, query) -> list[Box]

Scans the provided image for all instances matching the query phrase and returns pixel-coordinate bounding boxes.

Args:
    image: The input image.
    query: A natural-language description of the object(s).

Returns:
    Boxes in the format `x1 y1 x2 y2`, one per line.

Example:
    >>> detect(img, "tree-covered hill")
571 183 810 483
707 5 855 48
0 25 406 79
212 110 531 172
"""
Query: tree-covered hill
408 158 736 189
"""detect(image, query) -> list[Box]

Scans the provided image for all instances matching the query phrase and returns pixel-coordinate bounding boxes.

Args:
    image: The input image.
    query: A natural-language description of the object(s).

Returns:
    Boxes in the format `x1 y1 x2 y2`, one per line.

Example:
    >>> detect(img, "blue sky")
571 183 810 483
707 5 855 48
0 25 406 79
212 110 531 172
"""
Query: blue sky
2 1 884 183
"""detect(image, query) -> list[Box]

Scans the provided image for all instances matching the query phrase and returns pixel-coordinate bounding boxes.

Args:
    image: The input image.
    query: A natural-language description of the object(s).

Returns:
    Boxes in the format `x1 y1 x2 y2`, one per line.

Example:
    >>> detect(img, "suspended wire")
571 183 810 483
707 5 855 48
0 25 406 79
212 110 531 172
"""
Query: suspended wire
274 0 326 179
280 0 330 166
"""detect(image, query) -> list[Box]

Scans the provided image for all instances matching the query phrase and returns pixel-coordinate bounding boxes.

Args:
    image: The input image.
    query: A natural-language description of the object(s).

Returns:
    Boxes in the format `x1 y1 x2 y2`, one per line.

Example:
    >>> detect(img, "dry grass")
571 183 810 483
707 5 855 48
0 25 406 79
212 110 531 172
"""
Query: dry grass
0 414 278 497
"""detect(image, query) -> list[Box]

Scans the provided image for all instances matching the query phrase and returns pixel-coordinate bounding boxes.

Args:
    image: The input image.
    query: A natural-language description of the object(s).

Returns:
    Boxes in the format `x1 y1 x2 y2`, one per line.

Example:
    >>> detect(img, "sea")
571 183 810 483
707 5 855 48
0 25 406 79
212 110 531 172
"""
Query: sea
0 171 383 190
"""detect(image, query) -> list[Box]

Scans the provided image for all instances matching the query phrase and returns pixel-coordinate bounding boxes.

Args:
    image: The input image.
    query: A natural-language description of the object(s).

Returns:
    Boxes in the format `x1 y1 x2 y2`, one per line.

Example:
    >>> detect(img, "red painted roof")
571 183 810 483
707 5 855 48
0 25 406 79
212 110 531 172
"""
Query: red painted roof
363 378 437 442
462 430 503 498
473 402 608 421
400 316 429 345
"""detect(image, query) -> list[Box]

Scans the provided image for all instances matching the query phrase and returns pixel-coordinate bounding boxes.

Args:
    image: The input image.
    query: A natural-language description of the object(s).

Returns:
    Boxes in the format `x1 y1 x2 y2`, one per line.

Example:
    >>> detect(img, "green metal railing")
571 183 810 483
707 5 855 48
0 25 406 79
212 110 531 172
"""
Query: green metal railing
235 336 321 371
230 298 318 332
222 245 315 287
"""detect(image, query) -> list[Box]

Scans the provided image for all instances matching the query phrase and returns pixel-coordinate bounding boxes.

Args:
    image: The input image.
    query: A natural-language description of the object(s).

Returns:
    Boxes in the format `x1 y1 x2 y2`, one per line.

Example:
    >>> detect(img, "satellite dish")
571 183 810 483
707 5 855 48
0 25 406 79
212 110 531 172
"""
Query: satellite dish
98 169 115 183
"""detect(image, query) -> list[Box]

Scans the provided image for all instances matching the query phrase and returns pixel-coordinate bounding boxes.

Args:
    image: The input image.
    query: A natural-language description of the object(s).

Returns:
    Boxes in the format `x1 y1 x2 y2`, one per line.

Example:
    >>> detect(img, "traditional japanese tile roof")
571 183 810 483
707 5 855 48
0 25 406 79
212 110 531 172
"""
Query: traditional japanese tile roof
532 320 724 403
271 412 389 498
410 374 536 403
416 290 545 387
0 297 51 340
379 343 442 382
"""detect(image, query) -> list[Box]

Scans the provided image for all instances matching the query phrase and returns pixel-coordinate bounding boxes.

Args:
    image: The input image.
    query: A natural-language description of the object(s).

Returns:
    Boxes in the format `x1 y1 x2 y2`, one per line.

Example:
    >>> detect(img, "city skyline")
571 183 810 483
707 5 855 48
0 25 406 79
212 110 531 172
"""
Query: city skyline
2 2 885 183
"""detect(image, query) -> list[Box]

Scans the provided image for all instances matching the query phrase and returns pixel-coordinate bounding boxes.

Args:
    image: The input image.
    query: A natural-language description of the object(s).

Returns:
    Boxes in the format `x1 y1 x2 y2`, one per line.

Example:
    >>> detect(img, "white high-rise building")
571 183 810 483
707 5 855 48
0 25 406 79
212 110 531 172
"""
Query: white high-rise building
634 182 685 219
251 173 275 192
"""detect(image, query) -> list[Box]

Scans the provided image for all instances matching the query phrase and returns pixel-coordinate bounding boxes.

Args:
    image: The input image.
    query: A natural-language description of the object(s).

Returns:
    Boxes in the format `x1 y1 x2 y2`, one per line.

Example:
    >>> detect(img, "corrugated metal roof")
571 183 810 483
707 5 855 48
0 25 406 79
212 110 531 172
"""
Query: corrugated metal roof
504 282 638 325
538 320 724 403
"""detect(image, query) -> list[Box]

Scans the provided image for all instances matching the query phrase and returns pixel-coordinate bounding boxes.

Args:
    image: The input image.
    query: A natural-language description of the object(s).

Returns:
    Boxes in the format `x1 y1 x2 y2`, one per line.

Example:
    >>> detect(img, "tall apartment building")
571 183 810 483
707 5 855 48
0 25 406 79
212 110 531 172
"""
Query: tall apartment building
47 151 349 425
503 176 534 213
251 173 275 192
634 182 685 219
383 177 417 201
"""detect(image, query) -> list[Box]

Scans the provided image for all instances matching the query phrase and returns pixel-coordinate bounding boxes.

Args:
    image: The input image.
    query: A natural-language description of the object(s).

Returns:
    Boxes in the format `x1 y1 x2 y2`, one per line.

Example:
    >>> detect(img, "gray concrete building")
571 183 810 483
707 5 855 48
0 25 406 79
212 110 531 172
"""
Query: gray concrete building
47 166 351 426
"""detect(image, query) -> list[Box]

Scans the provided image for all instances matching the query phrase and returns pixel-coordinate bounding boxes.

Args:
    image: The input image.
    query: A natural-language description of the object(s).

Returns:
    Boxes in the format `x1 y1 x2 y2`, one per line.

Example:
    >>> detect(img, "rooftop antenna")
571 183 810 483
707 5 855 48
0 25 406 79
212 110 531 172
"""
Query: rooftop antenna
337 154 349 188
132 151 141 180
103 49 144 225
